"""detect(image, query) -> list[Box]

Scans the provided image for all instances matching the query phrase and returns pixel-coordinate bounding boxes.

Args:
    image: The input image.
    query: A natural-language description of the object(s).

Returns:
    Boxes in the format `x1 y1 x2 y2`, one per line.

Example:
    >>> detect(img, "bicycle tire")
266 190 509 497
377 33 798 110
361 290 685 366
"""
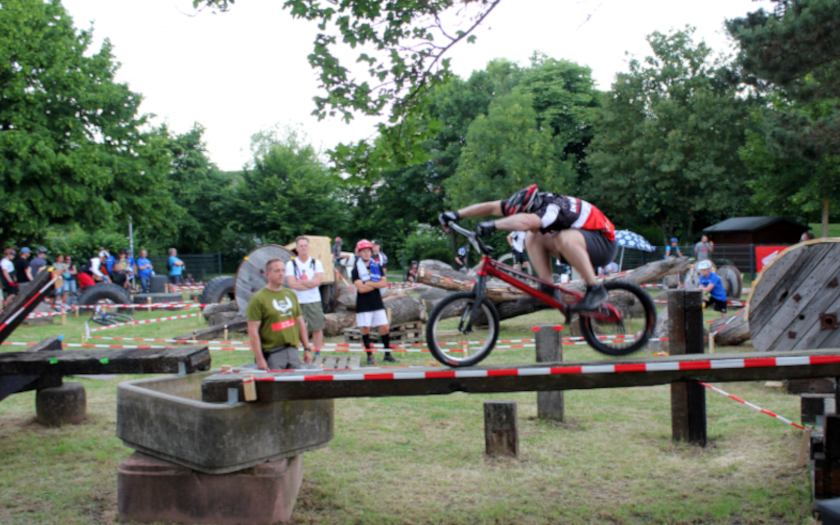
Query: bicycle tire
578 281 657 356
426 291 500 368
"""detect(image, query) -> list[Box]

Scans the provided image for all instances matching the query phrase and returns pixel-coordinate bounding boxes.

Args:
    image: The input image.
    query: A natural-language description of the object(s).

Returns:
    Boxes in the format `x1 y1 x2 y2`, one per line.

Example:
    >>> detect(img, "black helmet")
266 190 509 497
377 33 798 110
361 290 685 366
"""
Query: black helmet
502 184 541 215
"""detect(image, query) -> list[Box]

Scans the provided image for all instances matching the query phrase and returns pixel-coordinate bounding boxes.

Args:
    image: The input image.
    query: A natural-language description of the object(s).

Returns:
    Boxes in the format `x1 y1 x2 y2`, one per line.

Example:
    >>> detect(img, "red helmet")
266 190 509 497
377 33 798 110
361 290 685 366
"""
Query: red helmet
502 184 541 215
355 239 373 254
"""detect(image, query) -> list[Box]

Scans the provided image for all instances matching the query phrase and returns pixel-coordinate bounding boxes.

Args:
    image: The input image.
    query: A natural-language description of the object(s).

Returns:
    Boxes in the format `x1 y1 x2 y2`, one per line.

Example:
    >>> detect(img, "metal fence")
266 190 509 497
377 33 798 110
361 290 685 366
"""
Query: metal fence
617 244 790 279
146 253 223 280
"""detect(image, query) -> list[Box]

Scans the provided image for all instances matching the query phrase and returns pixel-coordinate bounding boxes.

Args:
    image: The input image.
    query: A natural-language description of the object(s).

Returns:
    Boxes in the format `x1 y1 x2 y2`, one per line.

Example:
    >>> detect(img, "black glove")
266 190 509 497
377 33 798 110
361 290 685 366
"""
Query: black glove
438 211 460 232
475 220 497 237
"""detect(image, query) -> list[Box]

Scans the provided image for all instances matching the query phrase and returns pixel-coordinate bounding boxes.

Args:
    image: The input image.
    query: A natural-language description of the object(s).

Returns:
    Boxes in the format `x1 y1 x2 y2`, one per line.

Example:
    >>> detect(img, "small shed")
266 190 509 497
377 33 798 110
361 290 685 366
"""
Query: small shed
703 217 809 245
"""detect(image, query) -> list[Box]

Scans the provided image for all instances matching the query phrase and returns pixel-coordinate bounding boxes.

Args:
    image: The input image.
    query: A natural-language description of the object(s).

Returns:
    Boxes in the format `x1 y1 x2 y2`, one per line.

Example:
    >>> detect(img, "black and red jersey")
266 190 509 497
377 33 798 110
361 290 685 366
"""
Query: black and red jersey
501 192 615 241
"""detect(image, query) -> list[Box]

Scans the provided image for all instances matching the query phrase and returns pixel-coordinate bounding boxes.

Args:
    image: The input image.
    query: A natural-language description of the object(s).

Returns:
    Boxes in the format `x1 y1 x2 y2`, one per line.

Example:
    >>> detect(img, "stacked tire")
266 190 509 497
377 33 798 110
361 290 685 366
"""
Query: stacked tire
198 276 236 305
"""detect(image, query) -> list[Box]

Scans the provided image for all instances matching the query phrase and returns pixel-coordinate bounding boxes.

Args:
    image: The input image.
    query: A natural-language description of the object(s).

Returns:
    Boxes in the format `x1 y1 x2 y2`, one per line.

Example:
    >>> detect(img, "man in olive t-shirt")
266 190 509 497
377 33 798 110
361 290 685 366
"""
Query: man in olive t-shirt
246 258 313 370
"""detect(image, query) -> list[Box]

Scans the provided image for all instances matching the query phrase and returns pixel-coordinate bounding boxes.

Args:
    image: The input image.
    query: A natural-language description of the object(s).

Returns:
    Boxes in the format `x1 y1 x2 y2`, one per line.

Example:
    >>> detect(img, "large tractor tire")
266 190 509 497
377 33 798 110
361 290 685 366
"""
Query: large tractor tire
198 276 236 305
78 283 132 308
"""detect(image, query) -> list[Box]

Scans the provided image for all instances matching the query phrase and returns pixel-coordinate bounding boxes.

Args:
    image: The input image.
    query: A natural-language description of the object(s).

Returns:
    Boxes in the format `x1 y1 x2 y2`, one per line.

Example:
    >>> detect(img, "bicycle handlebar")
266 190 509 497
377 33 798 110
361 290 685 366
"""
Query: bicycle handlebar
447 222 494 256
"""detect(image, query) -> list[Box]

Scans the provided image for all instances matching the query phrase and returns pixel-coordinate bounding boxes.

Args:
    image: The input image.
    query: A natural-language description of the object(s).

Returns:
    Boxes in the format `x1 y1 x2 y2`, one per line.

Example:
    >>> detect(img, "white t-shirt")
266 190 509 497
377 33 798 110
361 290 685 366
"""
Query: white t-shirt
285 257 324 304
510 231 526 253
1 258 14 277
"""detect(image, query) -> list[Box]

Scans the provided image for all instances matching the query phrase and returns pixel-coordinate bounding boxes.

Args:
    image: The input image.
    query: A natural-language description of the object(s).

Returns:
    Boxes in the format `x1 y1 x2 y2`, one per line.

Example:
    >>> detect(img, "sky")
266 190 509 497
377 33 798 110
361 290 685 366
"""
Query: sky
60 0 774 172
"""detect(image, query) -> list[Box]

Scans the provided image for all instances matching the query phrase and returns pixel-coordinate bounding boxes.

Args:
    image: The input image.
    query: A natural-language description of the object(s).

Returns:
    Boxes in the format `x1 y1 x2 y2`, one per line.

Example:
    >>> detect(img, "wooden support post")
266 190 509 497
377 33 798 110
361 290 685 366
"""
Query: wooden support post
670 290 707 446
484 401 518 458
61 313 66 326
535 325 563 421
147 297 152 313
75 307 78 318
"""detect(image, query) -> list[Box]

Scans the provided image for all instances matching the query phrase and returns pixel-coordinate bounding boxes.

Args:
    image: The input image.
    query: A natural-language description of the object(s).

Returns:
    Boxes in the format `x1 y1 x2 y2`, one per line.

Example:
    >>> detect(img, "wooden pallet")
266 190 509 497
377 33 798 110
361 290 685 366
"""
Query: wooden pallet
343 321 424 344
311 355 361 369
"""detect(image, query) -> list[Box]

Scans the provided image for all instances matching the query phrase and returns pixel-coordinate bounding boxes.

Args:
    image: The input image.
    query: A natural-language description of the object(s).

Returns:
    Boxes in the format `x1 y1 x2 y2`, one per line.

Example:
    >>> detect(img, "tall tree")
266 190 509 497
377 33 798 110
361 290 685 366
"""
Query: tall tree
0 0 178 247
585 28 755 242
727 0 840 234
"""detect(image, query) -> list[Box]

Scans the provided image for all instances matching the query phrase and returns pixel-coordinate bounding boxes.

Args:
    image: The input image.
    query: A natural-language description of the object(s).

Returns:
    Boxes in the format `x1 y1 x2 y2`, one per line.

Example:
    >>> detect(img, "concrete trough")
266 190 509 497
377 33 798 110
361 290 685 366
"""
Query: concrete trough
117 371 333 474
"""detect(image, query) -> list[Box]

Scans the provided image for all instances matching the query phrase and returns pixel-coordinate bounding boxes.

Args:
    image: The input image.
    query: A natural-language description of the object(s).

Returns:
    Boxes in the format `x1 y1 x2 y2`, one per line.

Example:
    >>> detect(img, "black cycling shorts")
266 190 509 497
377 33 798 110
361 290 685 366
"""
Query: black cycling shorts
513 250 528 265
553 229 618 269
705 297 728 313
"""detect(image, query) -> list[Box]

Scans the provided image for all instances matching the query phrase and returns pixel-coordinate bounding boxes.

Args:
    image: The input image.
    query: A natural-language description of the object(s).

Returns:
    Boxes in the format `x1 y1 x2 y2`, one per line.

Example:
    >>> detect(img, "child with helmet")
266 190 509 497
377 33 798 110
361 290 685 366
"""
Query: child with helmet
352 239 398 365
697 260 727 316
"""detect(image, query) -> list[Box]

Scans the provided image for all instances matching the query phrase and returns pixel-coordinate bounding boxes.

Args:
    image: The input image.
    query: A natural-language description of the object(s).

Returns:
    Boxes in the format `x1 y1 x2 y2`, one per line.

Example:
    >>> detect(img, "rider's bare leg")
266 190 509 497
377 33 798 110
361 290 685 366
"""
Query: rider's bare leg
552 229 598 286
524 231 555 282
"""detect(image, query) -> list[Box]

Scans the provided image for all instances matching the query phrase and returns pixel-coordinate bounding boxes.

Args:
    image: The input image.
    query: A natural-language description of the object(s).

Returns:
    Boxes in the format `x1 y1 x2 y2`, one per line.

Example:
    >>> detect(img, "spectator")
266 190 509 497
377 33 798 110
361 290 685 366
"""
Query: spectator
184 273 196 286
64 255 78 296
332 236 343 264
88 254 107 283
52 254 69 303
112 250 130 289
125 249 136 290
453 246 468 272
407 261 419 283
2 248 18 304
246 258 312 370
29 247 49 275
801 231 816 242
598 261 619 276
664 238 683 259
168 248 185 285
371 240 388 274
693 235 714 261
135 250 153 293
101 248 115 275
697 260 727 317
352 239 396 365
286 236 326 356
506 231 530 272
15 247 33 284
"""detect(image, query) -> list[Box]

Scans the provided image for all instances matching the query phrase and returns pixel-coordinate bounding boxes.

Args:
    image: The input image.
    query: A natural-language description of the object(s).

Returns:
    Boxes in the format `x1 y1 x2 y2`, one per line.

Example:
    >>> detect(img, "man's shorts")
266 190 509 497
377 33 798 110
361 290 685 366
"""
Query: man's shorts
356 309 388 328
552 229 618 269
705 297 728 314
264 346 301 370
513 250 528 265
300 301 326 332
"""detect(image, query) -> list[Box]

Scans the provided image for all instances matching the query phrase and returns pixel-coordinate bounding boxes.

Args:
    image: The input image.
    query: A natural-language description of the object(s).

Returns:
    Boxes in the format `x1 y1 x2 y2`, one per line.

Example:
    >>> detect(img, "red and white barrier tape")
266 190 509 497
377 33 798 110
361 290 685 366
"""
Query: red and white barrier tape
168 284 205 292
251 355 840 383
88 312 201 332
45 301 218 311
699 382 805 430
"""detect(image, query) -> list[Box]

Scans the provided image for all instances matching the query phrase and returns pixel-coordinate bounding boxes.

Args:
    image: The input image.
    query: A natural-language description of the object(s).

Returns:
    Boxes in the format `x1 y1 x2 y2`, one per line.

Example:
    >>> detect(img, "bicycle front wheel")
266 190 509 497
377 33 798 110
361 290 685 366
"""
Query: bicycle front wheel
426 291 500 367
578 281 657 356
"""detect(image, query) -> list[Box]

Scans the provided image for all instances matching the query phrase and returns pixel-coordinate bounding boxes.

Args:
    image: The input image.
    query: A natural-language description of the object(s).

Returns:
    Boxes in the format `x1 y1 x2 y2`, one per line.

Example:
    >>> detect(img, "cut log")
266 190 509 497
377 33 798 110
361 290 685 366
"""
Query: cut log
709 312 750 347
322 296 426 336
324 311 357 336
747 239 840 352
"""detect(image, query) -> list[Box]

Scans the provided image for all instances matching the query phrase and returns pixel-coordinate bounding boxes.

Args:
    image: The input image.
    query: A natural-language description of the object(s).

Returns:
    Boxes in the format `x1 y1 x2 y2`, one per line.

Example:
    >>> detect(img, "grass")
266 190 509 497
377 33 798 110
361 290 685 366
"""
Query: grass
808 223 840 238
0 295 821 525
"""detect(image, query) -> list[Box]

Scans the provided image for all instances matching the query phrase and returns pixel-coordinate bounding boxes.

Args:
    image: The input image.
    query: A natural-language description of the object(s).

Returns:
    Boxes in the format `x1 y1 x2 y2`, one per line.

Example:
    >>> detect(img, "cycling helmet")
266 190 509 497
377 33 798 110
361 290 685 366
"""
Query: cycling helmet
697 260 713 270
502 184 541 216
355 239 373 254
335 236 342 242
458 247 467 256
411 260 418 265
670 237 678 243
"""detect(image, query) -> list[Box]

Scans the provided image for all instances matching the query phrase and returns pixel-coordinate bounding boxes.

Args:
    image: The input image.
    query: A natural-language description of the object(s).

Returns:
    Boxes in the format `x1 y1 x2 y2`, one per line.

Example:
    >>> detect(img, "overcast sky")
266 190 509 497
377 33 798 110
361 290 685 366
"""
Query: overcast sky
60 0 773 171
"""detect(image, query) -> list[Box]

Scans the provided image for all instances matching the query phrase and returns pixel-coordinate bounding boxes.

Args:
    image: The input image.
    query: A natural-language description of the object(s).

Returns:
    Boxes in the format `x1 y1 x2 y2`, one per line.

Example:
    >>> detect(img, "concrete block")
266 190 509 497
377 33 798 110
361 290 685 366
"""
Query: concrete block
118 452 302 524
117 371 333 474
36 382 86 426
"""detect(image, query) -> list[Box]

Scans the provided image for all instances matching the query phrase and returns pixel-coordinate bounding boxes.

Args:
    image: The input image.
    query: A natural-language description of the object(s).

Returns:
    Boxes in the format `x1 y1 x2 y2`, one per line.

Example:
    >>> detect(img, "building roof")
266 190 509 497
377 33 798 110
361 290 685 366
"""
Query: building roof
703 217 809 233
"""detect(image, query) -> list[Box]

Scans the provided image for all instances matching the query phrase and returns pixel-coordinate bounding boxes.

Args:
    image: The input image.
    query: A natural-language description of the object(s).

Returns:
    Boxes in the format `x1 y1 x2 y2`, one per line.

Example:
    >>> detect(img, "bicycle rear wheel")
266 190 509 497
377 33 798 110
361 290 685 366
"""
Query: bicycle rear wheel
426 291 500 367
578 281 656 356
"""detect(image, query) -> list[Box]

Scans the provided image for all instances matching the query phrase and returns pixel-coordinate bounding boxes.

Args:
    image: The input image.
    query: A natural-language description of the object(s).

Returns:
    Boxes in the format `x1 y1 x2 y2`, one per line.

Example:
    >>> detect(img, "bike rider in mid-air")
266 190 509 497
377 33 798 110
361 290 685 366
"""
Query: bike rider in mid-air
439 184 618 312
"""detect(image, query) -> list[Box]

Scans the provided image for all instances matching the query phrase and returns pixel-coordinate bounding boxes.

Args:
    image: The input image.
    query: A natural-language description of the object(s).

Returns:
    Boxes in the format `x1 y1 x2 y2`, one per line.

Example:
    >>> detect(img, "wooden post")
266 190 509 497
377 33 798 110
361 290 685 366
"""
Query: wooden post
61 313 66 326
484 401 518 458
242 375 257 402
147 297 152 313
670 290 707 446
165 283 169 294
534 325 563 421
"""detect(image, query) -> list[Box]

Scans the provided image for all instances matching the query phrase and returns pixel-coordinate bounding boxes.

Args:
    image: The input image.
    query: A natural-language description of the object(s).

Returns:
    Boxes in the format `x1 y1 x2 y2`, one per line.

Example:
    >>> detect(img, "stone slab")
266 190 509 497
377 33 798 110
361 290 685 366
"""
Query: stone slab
117 371 333 474
118 452 302 524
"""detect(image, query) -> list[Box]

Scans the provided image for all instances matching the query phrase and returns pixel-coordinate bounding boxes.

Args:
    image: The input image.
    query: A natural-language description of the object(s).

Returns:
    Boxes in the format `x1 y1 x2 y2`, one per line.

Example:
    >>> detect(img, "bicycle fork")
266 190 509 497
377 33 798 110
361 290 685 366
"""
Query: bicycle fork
462 275 487 334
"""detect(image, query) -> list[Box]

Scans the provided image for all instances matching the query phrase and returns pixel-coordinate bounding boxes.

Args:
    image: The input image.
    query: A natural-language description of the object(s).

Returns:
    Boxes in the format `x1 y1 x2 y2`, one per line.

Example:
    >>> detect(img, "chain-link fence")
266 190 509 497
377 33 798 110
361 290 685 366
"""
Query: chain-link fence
146 253 223 281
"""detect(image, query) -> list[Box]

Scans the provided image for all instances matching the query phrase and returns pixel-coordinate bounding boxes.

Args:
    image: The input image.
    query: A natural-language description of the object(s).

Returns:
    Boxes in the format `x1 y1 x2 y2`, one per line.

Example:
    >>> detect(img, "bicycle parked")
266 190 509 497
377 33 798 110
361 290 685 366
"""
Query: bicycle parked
425 222 657 367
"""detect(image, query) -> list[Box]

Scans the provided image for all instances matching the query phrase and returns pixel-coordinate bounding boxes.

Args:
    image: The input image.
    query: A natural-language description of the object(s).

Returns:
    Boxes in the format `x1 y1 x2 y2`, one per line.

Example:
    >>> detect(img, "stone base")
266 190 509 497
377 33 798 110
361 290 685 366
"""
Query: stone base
118 452 303 524
36 382 86 426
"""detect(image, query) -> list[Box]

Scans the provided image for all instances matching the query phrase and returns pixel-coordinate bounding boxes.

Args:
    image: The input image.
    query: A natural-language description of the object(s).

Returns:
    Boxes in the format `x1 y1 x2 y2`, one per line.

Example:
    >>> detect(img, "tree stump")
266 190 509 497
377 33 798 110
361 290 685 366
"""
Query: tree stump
484 401 518 458
36 381 86 426
747 239 840 352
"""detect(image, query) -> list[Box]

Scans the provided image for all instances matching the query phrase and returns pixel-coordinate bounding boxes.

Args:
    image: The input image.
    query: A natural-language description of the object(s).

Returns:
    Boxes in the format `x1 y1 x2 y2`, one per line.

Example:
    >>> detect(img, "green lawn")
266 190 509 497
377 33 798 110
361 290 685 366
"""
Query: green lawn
0 298 820 525
808 223 840 238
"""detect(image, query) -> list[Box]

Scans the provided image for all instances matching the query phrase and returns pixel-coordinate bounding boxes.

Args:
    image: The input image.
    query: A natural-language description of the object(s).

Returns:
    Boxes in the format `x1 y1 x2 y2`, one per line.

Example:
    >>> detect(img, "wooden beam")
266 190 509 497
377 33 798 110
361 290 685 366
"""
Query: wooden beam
0 346 211 376
200 349 840 403
0 270 55 344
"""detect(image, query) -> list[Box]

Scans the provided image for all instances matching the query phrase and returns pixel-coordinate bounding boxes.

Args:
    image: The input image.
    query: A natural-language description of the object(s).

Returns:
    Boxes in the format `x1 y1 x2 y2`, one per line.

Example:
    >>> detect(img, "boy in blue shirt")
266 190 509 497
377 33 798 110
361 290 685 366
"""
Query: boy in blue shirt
697 260 727 316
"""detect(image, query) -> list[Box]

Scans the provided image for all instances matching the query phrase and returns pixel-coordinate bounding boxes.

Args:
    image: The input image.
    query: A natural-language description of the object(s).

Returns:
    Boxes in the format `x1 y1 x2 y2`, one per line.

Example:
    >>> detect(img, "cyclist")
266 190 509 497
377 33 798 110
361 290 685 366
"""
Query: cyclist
439 184 617 312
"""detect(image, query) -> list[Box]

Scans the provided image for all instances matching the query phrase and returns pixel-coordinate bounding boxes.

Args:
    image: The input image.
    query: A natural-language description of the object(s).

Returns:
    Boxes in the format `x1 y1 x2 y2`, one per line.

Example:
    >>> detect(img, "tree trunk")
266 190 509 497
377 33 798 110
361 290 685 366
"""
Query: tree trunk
709 312 750 347
322 296 427 336
323 311 357 336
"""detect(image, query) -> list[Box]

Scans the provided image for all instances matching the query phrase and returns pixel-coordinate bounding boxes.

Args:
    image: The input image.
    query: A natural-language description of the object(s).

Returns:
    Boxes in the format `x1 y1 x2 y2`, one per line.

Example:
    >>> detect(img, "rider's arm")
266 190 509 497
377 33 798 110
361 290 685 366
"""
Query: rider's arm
247 321 268 370
456 200 504 219
354 278 377 294
493 213 542 232
506 233 513 246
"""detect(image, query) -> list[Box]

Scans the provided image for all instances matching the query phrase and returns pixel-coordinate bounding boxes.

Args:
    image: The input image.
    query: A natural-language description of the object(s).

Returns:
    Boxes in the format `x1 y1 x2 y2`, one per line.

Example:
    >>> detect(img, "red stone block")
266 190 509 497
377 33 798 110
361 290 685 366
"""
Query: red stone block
118 452 302 524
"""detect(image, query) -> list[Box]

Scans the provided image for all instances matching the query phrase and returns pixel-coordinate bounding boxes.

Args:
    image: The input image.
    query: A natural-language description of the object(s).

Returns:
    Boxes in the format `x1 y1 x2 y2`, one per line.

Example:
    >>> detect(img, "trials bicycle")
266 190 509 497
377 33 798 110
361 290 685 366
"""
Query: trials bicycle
425 223 657 367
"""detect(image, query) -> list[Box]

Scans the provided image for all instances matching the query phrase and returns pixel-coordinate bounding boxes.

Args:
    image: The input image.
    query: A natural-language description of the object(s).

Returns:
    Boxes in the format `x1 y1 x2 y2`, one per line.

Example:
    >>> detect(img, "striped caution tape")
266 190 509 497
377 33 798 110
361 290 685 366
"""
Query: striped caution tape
88 312 201 332
699 382 805 430
251 355 840 383
45 301 219 311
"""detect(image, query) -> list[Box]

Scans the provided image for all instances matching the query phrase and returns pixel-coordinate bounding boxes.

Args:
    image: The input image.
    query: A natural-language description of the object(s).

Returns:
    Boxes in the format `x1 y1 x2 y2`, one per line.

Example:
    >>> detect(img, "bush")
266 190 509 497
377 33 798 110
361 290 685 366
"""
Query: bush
44 226 129 259
404 224 452 263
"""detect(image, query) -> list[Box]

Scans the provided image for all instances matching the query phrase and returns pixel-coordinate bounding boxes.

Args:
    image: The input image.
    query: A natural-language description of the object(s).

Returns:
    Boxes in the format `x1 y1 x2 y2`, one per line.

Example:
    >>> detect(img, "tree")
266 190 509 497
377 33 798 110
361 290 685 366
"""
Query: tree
0 0 178 247
727 0 840 234
228 127 345 244
585 28 755 242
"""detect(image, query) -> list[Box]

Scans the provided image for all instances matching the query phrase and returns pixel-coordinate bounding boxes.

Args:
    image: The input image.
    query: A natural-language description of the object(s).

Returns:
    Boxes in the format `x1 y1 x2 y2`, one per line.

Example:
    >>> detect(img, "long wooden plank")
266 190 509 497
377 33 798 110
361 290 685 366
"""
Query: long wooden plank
200 349 840 403
0 346 210 376
0 270 55 344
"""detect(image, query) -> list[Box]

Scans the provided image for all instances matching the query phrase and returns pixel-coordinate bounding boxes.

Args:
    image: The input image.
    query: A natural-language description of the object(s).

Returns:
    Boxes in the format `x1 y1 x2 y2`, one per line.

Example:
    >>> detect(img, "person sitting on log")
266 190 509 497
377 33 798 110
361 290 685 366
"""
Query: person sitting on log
352 239 397 365
438 184 617 312
407 261 419 282
697 260 727 317
246 258 313 370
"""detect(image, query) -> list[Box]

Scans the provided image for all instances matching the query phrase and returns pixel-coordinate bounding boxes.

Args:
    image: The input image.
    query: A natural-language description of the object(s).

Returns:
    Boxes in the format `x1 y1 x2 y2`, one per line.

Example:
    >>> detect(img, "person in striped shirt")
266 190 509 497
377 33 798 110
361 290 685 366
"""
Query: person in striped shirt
439 184 617 312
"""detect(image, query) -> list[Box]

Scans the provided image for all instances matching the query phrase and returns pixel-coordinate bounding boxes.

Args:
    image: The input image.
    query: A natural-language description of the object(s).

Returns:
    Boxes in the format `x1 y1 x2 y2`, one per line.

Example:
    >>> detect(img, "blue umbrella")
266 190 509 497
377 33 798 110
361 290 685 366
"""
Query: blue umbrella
614 230 655 271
